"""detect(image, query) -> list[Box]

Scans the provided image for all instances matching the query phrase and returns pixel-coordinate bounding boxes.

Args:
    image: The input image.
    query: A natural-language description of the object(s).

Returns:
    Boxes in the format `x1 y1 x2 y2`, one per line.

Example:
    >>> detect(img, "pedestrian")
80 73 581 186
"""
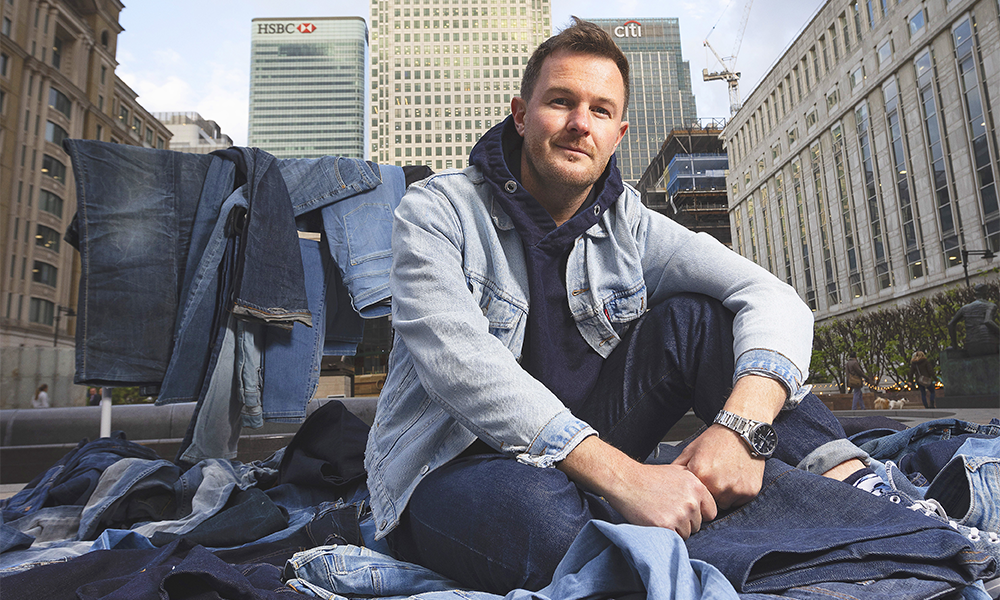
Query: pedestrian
32 384 50 409
88 387 102 406
844 353 870 410
909 351 936 409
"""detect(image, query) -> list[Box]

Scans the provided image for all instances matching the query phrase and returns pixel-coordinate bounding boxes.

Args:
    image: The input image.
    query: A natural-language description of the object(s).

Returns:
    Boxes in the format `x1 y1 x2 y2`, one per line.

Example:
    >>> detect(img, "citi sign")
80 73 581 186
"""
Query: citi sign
257 22 317 34
614 20 642 38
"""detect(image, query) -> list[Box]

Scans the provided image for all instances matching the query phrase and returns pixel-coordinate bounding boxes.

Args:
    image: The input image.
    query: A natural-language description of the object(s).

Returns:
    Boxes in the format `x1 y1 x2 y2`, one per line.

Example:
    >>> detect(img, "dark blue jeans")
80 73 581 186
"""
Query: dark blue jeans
389 294 848 594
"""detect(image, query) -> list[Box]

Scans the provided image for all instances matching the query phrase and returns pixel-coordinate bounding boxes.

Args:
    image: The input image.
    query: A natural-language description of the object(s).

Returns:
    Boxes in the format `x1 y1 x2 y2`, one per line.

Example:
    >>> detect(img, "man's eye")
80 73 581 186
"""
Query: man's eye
593 107 611 117
551 98 569 106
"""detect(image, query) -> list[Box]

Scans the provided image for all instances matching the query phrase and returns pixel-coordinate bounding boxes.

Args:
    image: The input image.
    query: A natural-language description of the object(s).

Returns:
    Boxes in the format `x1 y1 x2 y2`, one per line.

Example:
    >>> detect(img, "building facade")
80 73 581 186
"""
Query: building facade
589 18 698 186
1 0 170 348
638 121 731 246
726 0 999 322
155 111 233 154
249 17 369 159
369 0 551 169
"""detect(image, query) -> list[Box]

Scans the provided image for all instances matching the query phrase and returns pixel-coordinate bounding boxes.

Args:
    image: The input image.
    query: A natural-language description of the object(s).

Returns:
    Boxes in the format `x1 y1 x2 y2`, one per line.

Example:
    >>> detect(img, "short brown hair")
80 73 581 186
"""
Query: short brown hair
520 17 630 114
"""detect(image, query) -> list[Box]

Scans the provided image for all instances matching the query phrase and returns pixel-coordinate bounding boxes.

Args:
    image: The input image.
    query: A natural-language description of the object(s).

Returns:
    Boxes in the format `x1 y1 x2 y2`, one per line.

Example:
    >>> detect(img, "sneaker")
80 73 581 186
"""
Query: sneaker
855 466 1000 562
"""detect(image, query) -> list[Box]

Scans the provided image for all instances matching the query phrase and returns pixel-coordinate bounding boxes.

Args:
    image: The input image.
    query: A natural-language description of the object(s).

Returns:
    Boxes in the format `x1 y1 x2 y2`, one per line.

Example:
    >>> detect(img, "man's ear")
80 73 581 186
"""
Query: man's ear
511 96 527 136
615 120 629 148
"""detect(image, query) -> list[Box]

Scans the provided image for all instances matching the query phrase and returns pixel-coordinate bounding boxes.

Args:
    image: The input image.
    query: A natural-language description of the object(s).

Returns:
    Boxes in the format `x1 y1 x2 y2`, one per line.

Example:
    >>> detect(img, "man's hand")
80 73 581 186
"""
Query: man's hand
674 375 786 511
558 436 716 539
673 423 765 511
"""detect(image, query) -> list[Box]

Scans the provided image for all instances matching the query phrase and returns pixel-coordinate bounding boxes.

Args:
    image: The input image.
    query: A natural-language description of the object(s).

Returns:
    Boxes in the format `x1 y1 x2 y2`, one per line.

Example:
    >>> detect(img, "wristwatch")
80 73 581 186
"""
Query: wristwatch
712 410 778 459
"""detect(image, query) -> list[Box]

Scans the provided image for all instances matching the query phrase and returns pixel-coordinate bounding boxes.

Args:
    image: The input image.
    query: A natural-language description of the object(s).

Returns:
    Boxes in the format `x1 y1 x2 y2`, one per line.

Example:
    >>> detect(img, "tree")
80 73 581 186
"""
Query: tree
810 281 998 389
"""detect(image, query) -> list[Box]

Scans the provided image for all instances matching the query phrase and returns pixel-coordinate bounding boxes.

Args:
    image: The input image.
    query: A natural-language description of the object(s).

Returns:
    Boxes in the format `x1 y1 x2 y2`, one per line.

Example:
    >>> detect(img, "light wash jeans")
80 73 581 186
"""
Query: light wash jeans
285 520 739 600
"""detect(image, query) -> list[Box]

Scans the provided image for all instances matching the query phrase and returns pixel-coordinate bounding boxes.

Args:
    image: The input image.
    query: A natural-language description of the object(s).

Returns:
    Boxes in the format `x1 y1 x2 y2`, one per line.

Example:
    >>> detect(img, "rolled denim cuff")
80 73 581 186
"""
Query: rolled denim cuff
796 439 870 474
516 409 597 469
734 348 810 409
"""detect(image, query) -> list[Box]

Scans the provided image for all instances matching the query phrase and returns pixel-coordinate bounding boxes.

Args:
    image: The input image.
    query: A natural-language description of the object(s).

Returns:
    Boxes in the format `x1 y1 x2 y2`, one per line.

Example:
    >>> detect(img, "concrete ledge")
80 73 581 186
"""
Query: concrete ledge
0 397 380 484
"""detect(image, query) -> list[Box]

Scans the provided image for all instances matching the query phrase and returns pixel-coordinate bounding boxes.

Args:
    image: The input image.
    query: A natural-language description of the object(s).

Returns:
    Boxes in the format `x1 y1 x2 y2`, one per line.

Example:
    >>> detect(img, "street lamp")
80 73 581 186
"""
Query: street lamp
53 305 76 347
961 247 996 288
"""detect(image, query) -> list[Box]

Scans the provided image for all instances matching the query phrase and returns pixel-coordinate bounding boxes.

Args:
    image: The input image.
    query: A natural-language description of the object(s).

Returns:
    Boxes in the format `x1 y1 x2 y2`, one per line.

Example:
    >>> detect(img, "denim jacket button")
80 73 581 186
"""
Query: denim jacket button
504 180 517 193
593 205 601 216
419 464 430 475
379 520 387 530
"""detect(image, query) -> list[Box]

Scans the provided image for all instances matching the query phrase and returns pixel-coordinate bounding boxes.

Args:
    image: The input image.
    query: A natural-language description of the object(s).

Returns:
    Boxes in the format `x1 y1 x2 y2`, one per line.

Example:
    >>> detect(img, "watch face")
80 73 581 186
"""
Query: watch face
749 424 778 456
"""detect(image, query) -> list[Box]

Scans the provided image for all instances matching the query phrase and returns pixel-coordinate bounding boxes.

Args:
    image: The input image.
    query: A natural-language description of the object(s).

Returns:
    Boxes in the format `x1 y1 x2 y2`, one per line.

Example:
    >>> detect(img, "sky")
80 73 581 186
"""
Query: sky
116 0 825 146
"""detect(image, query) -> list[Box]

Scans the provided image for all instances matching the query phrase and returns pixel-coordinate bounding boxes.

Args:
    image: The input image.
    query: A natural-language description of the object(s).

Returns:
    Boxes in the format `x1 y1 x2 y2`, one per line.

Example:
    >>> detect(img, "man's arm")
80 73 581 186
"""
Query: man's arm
673 375 785 510
390 179 593 464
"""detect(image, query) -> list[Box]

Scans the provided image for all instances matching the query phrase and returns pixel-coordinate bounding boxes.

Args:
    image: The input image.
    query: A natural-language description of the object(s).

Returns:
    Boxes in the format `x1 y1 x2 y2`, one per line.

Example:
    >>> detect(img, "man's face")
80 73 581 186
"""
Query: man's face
512 49 628 200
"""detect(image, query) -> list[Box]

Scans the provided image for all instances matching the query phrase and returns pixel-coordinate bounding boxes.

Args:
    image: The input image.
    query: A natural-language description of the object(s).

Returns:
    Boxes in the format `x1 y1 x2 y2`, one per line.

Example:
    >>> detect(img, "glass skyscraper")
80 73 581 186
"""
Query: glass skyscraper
369 0 552 169
589 19 698 186
249 17 369 159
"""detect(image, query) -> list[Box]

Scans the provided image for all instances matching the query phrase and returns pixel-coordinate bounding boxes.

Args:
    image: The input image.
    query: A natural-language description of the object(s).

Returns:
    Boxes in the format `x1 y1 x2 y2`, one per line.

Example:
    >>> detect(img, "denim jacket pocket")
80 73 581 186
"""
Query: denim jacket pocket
468 276 526 354
603 282 647 336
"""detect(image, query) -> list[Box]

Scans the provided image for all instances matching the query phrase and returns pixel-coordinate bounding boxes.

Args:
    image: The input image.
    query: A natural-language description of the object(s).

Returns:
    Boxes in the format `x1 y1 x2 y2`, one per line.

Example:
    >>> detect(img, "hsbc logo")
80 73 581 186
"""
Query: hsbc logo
614 20 642 38
256 22 317 34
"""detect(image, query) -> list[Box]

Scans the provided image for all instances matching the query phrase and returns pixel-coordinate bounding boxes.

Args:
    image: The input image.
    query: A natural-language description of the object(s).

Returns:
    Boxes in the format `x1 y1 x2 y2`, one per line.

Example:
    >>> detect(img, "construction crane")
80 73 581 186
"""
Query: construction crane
702 0 754 116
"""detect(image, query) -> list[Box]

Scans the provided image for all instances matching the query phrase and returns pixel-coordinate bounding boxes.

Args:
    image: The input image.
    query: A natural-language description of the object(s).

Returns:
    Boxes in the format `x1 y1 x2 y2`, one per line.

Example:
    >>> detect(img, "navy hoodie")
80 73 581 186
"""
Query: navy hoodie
468 116 624 412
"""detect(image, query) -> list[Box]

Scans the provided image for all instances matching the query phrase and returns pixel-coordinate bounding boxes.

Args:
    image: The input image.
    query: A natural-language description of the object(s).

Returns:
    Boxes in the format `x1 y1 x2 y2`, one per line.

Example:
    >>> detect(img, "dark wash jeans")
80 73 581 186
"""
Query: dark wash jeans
390 294 850 594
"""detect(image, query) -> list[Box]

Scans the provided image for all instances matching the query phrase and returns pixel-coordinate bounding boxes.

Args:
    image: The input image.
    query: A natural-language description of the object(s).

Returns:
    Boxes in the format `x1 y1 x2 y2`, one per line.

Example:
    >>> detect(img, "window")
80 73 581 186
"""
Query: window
41 154 66 182
45 121 68 146
35 225 61 252
48 87 72 118
52 36 63 69
29 298 55 326
32 261 58 287
877 39 892 68
132 116 141 133
788 127 799 145
118 104 129 123
806 108 818 129
145 127 153 145
826 87 840 109
1 52 9 77
38 189 63 218
850 65 865 90
2 17 11 36
909 10 926 39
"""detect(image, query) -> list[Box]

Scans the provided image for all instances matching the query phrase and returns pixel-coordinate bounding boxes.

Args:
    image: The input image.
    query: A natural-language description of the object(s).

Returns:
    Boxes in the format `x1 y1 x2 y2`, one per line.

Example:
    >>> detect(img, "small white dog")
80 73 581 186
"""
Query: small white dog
888 398 908 410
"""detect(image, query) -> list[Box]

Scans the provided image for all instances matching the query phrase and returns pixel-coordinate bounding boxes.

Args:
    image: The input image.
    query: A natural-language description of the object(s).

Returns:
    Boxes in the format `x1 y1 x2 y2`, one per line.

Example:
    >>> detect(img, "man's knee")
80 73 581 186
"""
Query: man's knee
392 454 597 593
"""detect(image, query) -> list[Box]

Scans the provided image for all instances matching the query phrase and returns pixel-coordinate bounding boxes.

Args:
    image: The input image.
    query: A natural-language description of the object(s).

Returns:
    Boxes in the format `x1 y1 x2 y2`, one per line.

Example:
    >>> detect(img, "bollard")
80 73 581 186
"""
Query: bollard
100 387 113 438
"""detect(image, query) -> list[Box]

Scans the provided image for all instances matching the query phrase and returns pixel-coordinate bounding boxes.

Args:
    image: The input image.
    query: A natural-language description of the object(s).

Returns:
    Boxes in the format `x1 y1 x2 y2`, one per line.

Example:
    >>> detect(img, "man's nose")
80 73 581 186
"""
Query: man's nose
566 106 591 135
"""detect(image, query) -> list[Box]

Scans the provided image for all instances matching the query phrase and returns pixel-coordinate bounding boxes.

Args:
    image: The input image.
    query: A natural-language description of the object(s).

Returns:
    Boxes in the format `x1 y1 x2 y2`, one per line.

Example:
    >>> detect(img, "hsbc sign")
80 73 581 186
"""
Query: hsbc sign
257 22 317 34
614 20 642 38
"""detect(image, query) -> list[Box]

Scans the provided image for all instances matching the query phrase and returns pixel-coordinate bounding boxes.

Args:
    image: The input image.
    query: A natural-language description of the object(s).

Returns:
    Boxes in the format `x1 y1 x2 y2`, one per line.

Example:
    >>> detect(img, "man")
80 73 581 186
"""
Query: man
365 18 866 594
844 353 870 410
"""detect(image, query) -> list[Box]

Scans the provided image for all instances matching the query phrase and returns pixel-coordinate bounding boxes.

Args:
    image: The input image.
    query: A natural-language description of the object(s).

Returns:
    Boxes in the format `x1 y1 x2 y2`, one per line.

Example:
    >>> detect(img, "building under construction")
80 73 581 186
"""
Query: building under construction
637 120 731 247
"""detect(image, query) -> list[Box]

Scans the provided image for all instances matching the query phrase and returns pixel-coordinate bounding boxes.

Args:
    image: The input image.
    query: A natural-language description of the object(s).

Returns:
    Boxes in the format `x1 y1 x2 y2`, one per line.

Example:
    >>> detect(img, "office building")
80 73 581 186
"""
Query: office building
249 17 368 159
726 0 999 322
1 0 170 348
155 112 233 154
369 0 551 169
589 18 698 186
638 120 731 246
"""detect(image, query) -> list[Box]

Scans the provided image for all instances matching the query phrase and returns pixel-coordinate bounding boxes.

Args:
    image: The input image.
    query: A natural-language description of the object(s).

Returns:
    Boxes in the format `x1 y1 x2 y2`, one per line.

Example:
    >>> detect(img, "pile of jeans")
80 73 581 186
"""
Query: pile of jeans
1 406 997 599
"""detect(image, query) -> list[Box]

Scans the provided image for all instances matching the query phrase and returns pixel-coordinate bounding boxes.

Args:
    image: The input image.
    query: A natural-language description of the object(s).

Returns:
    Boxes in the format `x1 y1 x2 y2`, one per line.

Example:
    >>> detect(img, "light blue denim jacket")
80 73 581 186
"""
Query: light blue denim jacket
364 165 814 539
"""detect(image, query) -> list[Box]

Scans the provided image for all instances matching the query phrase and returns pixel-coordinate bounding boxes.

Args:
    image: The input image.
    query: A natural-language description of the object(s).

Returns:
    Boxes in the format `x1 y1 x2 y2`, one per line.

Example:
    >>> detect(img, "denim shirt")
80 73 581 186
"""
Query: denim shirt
364 165 814 539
